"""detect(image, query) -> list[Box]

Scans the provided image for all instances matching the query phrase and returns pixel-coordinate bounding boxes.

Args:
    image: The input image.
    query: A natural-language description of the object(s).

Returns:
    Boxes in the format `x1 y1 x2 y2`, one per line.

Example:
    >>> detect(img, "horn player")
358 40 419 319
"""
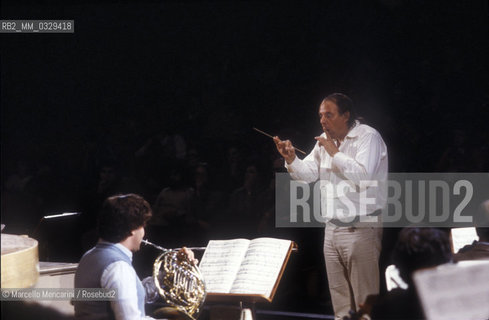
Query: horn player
74 193 197 320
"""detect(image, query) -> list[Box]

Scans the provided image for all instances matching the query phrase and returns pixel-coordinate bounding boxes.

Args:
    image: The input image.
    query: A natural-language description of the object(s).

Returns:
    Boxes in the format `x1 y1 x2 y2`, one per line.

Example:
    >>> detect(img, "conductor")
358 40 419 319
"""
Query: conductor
274 93 388 319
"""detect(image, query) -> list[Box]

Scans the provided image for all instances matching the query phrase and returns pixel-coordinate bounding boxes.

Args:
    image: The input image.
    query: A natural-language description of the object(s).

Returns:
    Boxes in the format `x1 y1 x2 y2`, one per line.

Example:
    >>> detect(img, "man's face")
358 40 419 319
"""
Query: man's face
319 99 350 139
131 226 145 252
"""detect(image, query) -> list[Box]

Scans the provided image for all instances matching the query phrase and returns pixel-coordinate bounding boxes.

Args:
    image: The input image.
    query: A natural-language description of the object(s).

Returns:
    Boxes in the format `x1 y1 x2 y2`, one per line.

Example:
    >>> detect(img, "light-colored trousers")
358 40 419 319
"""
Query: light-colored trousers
323 224 383 320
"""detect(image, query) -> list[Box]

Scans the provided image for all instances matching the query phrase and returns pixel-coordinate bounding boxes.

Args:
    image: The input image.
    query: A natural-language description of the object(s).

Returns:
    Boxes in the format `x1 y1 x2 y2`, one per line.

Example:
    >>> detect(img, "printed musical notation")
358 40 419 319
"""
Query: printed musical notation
199 239 249 293
199 237 294 300
231 239 291 296
413 260 489 320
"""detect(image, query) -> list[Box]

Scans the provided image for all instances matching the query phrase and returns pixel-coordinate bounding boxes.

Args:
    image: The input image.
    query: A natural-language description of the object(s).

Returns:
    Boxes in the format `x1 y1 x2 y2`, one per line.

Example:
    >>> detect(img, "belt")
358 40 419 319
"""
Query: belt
328 209 382 227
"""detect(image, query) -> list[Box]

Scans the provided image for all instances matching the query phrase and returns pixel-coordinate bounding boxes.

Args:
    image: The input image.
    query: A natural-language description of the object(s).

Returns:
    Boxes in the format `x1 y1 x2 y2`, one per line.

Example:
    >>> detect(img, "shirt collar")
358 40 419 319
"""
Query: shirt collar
345 120 361 139
99 240 133 260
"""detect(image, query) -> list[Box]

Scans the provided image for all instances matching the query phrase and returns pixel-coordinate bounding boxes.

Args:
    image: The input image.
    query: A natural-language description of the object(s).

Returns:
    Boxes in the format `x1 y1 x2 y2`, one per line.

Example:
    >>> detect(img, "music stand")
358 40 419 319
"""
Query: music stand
32 212 83 262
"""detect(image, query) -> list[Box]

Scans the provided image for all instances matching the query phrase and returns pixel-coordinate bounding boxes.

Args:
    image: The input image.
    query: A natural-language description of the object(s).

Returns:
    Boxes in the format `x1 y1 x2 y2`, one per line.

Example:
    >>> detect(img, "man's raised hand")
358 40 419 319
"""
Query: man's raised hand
273 136 296 164
315 135 339 157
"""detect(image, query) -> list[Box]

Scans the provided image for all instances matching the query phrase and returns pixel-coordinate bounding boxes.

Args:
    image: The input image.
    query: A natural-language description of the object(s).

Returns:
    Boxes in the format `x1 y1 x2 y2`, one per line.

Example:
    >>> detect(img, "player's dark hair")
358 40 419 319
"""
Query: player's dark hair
98 194 152 243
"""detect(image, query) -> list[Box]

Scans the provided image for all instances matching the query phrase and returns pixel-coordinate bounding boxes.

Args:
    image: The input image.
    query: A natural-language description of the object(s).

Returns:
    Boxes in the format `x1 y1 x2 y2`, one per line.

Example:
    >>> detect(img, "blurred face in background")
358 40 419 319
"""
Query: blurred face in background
244 165 258 190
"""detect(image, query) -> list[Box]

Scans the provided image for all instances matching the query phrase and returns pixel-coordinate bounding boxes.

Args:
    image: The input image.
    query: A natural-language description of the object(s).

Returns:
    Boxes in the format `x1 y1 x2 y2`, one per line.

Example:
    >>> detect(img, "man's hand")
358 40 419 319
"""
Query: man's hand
315 136 339 157
179 247 199 265
273 136 296 164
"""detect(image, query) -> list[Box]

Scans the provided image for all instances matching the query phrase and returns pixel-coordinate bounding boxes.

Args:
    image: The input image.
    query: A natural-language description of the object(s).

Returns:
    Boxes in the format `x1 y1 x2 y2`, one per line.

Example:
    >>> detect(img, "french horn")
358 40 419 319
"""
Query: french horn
142 239 206 320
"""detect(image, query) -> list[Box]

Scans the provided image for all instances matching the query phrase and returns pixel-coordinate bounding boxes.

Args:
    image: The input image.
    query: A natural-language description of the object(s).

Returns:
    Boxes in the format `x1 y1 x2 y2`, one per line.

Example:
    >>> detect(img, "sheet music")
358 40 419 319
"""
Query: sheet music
450 227 479 253
413 261 489 320
199 239 250 293
230 238 291 297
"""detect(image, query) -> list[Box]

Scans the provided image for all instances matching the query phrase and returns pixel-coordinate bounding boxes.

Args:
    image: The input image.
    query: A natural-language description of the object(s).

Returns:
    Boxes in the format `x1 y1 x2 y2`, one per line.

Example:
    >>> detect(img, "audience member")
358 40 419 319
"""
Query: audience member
188 163 224 240
256 157 285 235
436 129 470 172
226 160 266 237
134 128 187 201
80 159 144 252
149 163 195 246
2 159 43 234
215 145 246 194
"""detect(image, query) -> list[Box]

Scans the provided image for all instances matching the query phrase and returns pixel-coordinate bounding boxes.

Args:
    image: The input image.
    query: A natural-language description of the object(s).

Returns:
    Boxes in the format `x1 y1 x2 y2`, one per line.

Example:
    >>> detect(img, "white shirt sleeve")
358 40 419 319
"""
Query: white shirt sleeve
101 261 154 320
285 142 321 183
332 132 387 185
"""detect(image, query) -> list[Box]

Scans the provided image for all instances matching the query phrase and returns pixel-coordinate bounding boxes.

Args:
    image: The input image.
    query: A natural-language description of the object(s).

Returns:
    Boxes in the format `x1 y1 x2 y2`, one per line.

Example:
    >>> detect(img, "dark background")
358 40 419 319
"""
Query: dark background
1 0 488 317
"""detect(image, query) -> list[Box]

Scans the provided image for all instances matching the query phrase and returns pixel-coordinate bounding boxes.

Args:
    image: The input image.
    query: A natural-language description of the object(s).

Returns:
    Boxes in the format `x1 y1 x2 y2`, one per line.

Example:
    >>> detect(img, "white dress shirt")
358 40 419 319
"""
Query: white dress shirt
286 121 388 222
99 242 154 320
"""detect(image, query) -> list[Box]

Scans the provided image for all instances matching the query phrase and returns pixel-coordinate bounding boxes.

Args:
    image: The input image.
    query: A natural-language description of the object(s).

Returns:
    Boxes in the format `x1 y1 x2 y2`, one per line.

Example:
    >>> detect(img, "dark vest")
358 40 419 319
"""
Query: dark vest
74 242 145 319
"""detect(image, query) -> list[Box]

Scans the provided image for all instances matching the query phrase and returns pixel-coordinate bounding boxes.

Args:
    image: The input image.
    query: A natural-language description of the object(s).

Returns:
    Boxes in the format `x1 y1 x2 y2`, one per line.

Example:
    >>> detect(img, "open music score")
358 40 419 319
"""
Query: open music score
413 260 489 320
199 238 296 303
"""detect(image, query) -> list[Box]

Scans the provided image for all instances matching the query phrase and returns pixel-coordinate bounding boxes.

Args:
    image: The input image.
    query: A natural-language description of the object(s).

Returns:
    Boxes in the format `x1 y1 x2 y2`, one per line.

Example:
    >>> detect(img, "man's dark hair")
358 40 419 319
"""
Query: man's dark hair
98 194 152 243
392 227 453 284
323 93 357 128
